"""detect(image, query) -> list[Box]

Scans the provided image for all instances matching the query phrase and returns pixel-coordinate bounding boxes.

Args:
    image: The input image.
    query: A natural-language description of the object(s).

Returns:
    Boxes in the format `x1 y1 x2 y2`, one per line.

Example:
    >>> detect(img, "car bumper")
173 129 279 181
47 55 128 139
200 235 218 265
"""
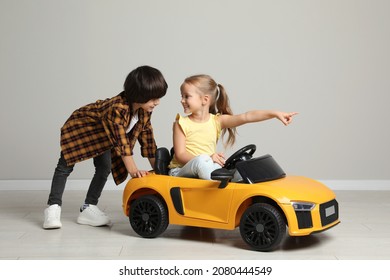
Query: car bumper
283 199 340 236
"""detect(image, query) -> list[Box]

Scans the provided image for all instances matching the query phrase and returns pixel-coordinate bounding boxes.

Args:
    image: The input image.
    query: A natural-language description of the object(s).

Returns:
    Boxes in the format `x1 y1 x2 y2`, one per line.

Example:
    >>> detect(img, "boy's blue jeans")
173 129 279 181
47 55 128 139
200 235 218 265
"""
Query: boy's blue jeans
47 151 111 206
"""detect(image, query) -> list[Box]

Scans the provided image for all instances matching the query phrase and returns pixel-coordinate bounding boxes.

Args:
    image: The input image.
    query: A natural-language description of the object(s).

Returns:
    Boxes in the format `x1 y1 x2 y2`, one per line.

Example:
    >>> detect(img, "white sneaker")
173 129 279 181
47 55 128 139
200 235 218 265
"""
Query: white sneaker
77 205 110 227
43 204 62 229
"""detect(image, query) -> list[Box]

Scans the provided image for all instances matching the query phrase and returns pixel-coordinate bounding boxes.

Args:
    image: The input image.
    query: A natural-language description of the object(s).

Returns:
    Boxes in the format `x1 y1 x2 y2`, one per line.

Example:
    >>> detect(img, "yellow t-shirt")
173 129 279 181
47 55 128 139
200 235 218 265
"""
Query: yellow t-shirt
169 113 222 169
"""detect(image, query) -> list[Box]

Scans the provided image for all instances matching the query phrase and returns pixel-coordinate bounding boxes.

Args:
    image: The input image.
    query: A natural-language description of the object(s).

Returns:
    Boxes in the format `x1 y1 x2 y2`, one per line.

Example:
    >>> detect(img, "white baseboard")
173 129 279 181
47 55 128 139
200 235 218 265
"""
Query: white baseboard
0 179 126 191
0 179 389 191
318 180 390 191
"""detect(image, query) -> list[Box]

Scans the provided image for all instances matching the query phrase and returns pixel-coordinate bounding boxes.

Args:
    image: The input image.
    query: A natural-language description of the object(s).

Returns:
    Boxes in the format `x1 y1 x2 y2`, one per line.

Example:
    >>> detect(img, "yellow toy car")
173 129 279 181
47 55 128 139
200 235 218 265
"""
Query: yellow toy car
122 144 340 251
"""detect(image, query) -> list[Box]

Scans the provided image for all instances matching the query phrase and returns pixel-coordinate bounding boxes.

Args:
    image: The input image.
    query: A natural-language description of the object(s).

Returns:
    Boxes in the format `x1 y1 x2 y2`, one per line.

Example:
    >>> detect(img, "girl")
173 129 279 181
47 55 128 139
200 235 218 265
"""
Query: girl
44 65 168 229
168 74 297 180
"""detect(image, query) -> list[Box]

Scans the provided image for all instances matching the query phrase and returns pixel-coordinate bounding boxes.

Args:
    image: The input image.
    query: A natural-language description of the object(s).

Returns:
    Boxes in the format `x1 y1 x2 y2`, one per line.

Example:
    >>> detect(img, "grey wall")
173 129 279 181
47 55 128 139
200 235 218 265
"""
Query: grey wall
1 0 389 181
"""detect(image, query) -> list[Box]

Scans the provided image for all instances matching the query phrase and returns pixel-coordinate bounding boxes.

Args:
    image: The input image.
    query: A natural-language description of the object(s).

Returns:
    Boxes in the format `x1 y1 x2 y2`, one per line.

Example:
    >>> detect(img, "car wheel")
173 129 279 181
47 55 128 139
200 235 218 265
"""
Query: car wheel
129 195 168 238
239 203 286 251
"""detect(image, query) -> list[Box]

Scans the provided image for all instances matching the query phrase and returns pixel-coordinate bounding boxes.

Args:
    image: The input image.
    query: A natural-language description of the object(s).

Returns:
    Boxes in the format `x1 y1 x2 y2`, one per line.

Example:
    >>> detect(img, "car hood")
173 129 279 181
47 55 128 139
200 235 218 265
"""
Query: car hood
248 175 336 204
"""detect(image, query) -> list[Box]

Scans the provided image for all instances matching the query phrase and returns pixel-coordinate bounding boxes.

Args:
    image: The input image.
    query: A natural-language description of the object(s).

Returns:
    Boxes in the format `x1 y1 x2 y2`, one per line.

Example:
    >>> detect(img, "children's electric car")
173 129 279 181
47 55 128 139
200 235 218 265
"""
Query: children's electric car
122 144 340 251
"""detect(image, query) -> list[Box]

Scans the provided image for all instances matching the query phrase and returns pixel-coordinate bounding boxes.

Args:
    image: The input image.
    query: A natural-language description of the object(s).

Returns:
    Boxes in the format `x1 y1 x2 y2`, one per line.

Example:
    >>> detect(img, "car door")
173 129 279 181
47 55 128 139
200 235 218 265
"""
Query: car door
169 176 234 223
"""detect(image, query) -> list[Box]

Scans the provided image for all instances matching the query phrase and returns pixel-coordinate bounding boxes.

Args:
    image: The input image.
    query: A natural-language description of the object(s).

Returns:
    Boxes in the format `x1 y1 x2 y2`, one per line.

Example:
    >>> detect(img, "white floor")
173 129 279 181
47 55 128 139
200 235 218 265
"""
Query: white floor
0 189 390 260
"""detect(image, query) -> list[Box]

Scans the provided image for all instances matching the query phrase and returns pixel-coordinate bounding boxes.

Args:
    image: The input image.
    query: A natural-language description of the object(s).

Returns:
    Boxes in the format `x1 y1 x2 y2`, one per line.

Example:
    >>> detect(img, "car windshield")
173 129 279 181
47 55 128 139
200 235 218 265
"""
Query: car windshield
235 154 286 183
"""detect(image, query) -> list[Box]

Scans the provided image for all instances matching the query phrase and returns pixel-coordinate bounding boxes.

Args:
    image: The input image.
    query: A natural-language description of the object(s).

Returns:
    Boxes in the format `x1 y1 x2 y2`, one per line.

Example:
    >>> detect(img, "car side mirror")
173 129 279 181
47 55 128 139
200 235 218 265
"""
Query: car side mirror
211 168 235 189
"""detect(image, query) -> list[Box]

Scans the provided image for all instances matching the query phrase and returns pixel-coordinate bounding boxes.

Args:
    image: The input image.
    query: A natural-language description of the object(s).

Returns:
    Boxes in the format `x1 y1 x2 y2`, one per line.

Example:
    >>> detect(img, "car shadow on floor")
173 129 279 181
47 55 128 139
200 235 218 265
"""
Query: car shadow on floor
113 221 332 252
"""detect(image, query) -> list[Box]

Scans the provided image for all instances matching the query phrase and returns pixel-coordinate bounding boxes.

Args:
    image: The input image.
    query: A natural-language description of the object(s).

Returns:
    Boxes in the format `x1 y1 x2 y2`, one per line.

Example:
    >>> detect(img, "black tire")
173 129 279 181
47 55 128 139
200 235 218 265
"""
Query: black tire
129 195 168 238
239 203 286 251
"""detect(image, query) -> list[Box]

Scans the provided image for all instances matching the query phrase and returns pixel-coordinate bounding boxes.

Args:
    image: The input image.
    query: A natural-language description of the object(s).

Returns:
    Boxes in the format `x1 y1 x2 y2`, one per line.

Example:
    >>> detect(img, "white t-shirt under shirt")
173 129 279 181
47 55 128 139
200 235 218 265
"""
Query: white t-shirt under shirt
126 114 139 133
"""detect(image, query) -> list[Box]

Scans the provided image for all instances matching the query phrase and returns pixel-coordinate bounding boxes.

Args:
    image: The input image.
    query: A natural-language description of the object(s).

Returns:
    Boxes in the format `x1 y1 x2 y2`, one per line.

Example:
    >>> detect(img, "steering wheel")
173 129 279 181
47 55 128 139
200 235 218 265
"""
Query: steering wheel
224 144 256 170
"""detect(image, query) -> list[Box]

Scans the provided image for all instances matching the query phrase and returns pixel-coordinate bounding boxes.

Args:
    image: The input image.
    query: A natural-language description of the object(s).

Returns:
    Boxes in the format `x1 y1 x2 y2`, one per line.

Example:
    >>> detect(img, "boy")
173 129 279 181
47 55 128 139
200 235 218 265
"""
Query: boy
43 65 168 229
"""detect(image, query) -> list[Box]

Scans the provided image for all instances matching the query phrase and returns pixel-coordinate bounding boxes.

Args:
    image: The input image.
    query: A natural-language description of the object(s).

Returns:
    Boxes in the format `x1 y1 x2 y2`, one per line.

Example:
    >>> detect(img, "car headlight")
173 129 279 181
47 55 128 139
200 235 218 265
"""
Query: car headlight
291 202 315 211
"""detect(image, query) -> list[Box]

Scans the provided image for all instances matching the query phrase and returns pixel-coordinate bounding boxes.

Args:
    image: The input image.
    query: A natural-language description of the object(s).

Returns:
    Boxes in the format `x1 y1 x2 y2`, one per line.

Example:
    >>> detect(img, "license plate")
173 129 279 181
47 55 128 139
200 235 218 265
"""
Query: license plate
325 205 335 217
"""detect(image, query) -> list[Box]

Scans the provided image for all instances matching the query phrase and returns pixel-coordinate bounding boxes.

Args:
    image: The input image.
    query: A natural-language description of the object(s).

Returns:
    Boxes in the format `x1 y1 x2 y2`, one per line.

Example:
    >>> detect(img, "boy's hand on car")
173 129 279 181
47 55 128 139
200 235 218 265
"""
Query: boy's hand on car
131 170 149 178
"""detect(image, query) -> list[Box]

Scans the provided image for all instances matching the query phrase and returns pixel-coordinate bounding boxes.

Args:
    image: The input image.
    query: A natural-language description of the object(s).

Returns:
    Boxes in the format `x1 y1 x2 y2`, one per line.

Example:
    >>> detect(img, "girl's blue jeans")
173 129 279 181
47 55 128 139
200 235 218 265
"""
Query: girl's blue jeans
169 154 221 180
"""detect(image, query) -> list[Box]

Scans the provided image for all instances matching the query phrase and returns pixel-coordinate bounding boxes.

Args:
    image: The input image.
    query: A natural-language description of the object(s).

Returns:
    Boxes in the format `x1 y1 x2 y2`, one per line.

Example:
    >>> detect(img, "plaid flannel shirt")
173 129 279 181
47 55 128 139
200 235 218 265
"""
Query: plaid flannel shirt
60 92 156 185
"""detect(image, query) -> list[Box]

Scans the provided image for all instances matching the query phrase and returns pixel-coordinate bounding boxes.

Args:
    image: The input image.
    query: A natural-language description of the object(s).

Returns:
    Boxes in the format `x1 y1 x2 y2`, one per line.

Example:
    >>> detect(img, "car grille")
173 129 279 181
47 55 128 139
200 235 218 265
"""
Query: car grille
296 211 313 229
294 199 339 229
319 199 339 227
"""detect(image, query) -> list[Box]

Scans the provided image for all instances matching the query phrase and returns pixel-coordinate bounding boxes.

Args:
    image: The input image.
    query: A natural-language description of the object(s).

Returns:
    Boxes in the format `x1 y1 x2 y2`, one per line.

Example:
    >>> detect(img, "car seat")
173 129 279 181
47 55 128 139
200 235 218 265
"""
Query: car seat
154 147 173 175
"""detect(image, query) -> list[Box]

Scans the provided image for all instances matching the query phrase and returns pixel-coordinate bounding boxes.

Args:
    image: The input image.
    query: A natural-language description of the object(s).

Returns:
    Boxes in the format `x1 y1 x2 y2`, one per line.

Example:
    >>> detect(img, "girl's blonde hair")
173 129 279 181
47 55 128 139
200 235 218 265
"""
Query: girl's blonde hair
181 74 237 147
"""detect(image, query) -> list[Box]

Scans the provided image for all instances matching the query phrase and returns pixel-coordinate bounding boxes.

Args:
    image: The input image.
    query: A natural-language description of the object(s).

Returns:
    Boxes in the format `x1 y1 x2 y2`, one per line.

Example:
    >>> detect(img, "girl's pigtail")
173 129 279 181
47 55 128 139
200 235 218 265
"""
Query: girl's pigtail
216 84 236 147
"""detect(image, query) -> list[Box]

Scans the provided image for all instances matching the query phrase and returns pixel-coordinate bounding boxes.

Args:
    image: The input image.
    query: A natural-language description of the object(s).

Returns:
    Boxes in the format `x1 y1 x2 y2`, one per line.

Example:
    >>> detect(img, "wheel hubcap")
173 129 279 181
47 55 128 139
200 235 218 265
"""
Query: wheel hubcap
142 213 150 221
256 224 265 232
